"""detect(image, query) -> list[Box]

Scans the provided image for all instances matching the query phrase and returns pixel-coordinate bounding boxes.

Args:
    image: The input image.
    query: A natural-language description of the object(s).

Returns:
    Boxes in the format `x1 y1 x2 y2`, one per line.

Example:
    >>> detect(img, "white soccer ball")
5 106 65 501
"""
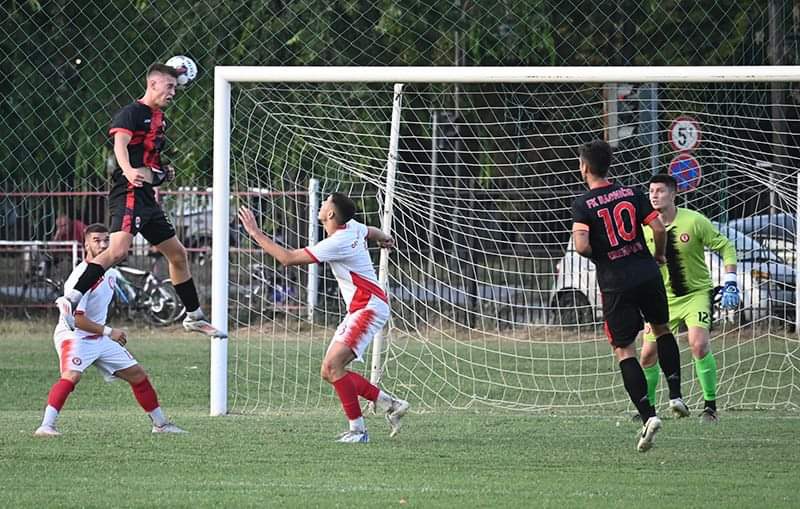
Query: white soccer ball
165 55 198 88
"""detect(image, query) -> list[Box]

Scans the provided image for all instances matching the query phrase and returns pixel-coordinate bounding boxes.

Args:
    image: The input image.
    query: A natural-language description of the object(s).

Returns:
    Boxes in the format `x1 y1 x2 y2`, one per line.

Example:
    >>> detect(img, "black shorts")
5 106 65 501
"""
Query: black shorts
601 275 669 348
108 187 176 245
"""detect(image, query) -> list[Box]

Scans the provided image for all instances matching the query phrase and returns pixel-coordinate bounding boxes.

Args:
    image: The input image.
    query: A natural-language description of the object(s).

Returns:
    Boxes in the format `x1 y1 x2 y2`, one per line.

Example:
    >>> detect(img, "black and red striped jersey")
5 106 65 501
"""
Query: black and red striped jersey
571 182 660 293
108 101 168 198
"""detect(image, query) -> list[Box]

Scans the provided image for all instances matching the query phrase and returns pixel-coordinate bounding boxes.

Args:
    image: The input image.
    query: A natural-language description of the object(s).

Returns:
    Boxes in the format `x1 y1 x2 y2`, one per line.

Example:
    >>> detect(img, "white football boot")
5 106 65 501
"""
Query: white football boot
637 416 662 452
335 430 369 443
152 422 188 434
183 311 227 338
669 397 690 418
55 296 75 331
385 398 410 437
34 425 62 437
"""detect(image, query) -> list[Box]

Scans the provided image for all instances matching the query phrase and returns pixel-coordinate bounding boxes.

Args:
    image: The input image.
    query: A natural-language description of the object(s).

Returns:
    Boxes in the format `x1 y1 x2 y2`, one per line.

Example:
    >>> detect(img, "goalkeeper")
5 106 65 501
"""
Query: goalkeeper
641 174 738 423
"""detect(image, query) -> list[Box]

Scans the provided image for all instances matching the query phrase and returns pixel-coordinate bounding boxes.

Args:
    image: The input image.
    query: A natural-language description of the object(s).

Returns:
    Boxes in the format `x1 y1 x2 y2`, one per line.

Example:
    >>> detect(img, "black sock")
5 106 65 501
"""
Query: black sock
619 357 656 421
71 262 106 303
705 400 717 411
656 333 682 399
174 278 200 313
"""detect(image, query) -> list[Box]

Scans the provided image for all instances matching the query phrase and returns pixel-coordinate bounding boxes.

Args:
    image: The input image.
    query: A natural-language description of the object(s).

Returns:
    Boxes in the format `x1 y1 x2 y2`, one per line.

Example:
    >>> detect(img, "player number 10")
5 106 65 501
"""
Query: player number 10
596 201 636 247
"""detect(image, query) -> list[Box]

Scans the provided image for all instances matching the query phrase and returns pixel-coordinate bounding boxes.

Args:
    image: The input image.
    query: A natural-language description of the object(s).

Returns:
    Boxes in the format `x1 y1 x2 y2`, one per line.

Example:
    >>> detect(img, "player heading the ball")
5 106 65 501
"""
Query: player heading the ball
55 62 223 338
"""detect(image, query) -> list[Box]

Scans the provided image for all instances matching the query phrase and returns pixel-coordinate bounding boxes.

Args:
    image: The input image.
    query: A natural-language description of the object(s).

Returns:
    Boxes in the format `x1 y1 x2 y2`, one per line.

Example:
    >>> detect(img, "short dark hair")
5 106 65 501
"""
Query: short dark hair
579 140 613 177
84 223 109 236
329 193 357 224
147 63 179 80
649 173 678 192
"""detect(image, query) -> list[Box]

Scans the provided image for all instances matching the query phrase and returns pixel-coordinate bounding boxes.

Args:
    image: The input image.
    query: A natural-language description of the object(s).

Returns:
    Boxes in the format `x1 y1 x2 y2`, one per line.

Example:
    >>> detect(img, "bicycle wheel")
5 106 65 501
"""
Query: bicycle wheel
21 277 62 320
143 279 185 326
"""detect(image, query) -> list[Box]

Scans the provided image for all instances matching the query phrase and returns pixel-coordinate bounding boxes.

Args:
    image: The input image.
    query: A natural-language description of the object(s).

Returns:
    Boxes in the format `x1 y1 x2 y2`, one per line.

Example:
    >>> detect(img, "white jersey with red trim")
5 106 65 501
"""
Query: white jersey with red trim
304 219 388 313
54 262 119 340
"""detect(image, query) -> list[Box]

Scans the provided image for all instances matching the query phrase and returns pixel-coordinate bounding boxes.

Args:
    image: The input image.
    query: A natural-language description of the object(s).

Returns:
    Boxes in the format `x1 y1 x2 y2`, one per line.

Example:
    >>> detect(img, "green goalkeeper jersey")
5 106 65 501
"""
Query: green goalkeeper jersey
643 207 737 298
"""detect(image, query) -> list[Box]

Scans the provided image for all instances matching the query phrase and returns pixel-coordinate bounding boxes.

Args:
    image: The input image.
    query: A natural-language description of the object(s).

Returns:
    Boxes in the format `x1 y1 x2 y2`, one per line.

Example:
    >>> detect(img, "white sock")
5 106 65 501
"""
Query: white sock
375 391 394 412
41 405 59 428
148 407 168 427
349 417 365 432
187 308 204 320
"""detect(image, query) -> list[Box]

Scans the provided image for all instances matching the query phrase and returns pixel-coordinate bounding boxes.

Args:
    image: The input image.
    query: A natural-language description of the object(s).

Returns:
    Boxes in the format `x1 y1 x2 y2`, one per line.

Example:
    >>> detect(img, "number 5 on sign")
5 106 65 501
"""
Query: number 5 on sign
669 116 701 152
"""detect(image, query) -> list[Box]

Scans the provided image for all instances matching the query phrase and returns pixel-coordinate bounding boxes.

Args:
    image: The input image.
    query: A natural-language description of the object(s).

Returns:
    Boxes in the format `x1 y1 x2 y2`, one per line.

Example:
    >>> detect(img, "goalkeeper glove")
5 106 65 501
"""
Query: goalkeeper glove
720 272 740 310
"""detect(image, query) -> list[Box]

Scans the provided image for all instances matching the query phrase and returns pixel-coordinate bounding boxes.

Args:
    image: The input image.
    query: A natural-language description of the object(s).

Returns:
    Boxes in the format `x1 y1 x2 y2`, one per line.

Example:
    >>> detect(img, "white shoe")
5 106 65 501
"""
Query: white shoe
335 430 369 443
669 397 690 418
152 422 188 434
55 297 75 331
637 416 662 452
183 314 227 338
34 425 61 437
385 398 409 437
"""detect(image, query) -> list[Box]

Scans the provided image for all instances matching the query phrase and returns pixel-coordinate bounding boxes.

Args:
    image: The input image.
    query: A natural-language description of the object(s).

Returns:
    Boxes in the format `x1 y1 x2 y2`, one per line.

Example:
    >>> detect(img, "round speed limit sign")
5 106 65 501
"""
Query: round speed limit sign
669 116 701 152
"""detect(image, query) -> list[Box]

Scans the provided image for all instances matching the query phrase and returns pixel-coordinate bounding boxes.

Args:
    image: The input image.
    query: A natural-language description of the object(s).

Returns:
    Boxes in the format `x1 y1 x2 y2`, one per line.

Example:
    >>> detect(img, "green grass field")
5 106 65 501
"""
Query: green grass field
2 320 799 508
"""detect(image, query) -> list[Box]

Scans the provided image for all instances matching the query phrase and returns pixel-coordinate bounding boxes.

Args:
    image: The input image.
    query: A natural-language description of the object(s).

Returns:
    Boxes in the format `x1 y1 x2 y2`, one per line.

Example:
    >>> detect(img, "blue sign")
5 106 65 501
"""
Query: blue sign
668 154 702 192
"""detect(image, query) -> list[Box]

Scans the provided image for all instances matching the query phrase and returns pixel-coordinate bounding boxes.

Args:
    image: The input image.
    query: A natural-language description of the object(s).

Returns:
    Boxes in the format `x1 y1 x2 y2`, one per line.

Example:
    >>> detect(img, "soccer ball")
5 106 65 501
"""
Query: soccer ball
165 55 198 88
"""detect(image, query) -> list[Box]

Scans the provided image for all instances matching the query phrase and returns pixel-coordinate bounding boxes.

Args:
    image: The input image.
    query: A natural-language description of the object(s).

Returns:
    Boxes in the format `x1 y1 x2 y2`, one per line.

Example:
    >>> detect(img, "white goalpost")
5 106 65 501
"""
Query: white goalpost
211 66 800 417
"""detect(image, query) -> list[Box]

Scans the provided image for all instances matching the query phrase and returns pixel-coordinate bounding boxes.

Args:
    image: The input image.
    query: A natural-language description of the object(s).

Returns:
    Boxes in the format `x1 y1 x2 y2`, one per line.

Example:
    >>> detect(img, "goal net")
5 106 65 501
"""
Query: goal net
214 67 800 415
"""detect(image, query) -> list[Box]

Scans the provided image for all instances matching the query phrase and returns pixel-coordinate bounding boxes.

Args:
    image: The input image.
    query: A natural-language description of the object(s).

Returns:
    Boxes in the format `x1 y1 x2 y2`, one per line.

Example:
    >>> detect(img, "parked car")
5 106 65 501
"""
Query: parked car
551 226 796 325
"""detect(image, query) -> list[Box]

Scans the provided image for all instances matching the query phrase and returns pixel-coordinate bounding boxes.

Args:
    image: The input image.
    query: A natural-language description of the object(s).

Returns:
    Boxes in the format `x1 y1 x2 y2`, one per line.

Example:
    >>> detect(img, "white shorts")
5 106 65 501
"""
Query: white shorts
328 298 390 362
53 331 138 382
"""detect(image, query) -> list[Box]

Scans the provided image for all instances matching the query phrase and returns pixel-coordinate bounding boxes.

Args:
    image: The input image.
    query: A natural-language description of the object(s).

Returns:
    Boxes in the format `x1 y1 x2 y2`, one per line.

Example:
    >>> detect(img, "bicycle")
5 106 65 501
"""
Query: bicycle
20 251 64 319
110 253 185 326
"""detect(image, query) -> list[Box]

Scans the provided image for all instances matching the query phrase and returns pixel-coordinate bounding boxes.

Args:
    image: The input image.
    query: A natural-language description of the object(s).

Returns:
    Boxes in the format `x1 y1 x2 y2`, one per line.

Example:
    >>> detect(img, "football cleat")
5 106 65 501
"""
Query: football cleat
152 422 188 434
669 397 690 418
183 315 227 338
385 398 409 437
700 407 719 424
34 425 62 437
335 430 369 443
55 296 75 331
637 416 662 452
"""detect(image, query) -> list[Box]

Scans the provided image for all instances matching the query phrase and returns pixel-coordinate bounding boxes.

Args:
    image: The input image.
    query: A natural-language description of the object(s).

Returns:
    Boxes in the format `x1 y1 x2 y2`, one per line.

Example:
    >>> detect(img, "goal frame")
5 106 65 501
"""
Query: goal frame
211 66 800 416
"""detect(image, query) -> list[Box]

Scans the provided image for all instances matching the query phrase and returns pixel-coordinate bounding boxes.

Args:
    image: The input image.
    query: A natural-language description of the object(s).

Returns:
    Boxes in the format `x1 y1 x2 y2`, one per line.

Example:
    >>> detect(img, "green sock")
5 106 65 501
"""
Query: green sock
694 352 717 402
643 362 660 406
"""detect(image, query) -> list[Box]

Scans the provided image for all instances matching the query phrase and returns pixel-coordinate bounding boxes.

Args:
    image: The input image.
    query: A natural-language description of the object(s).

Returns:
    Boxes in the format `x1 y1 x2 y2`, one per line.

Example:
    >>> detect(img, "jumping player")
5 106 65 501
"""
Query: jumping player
55 63 222 338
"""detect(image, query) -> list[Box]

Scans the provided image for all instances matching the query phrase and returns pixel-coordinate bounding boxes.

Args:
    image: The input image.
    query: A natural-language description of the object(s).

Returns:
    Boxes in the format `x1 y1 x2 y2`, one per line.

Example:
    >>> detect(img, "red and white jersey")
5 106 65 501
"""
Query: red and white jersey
304 219 388 313
54 262 118 340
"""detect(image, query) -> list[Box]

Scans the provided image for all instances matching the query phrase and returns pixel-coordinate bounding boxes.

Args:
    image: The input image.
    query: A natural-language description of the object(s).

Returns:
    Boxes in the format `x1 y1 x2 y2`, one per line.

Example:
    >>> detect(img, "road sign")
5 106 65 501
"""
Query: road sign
669 116 701 152
668 153 702 192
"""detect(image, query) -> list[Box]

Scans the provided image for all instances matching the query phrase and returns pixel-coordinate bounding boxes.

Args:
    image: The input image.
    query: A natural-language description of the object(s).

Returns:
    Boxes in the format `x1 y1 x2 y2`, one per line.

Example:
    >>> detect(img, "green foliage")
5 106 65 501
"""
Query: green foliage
0 0 771 191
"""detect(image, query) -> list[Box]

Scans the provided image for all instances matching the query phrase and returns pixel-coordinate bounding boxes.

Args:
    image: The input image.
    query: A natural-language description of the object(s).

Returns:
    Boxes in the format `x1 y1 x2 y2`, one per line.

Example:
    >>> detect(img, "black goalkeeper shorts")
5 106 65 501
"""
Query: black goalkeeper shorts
601 275 669 348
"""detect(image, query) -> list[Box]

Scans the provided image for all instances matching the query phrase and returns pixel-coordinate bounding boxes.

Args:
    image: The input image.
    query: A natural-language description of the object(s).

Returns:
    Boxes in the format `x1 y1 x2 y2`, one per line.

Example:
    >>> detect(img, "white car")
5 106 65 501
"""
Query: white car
550 226 796 325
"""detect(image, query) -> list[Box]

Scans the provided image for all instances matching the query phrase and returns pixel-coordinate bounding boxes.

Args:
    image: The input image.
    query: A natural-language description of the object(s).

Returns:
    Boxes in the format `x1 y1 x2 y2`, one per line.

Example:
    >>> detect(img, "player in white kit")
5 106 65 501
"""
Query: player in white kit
238 193 409 443
34 223 185 436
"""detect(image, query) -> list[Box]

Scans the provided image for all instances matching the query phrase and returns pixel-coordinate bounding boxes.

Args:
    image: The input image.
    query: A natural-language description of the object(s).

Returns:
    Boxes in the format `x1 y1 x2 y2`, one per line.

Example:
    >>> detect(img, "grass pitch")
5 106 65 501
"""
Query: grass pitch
1 321 798 508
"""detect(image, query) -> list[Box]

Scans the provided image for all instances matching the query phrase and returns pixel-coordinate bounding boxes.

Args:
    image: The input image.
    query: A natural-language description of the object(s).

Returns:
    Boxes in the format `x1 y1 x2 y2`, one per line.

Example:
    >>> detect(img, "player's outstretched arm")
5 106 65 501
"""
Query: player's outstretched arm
366 226 394 250
237 206 315 267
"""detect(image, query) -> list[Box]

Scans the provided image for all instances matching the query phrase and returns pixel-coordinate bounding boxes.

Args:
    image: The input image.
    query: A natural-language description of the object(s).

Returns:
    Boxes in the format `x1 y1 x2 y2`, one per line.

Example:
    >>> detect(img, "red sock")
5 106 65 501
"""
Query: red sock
131 378 160 413
332 375 362 419
47 378 75 411
346 371 380 402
